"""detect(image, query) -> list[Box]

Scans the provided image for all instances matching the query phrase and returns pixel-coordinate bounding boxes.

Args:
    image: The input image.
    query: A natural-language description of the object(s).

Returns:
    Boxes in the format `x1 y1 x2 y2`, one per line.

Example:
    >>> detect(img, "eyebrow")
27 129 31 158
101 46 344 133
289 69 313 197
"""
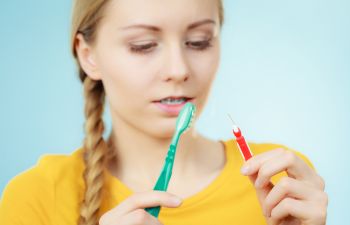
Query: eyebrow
120 19 216 32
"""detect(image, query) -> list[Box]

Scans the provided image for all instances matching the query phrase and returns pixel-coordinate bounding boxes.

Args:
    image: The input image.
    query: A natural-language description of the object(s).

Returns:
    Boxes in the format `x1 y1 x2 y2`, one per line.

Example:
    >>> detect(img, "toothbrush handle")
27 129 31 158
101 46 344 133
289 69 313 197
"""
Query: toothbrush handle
145 169 173 218
145 145 176 217
145 206 161 218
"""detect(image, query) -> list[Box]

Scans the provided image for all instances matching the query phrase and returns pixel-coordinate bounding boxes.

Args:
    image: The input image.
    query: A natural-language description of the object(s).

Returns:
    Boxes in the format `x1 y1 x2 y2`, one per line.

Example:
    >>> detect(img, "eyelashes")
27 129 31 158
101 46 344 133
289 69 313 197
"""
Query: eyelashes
129 38 213 54
130 42 158 54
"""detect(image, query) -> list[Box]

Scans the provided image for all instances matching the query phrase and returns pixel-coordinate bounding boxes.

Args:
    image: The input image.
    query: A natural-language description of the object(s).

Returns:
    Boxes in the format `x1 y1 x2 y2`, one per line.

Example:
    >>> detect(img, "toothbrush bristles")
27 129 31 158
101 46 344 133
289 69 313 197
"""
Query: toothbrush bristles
183 108 196 133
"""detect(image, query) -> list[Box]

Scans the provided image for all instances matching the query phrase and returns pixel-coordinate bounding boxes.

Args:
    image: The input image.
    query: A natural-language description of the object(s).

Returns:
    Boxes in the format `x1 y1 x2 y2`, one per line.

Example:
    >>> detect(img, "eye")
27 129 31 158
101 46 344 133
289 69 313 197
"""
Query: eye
186 38 213 51
129 42 158 54
128 38 213 54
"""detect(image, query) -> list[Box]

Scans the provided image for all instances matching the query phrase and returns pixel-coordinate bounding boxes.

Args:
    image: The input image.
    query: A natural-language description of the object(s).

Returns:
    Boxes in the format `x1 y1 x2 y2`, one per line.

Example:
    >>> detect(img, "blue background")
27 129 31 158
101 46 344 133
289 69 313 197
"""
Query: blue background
0 0 349 224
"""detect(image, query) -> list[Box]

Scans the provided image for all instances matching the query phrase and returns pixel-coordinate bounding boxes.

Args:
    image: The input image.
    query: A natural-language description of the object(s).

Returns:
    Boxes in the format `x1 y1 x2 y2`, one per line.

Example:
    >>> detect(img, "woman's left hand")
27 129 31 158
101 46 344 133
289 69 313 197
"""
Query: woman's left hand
240 148 328 225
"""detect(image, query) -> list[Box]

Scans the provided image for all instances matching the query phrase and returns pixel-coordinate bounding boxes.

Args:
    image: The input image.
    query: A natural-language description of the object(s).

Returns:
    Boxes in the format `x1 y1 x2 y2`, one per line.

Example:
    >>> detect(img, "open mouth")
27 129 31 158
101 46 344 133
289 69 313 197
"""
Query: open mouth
154 97 193 105
152 97 195 115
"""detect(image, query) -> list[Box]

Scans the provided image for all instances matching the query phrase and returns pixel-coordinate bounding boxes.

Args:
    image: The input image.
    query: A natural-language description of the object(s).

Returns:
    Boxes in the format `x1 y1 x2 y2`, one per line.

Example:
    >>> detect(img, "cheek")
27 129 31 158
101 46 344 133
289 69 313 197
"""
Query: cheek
187 48 220 113
188 48 220 88
97 50 154 111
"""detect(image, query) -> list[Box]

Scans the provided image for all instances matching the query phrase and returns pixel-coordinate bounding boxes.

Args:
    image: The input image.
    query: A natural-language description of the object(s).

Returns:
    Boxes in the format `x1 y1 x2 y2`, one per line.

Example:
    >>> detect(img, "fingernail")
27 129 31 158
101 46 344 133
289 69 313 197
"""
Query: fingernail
240 165 250 175
171 197 182 206
255 179 263 188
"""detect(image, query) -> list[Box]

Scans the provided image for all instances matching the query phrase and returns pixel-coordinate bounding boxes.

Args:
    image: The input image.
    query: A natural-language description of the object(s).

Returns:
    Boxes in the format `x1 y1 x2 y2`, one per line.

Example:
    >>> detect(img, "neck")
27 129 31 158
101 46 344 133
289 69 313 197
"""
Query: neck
106 113 204 188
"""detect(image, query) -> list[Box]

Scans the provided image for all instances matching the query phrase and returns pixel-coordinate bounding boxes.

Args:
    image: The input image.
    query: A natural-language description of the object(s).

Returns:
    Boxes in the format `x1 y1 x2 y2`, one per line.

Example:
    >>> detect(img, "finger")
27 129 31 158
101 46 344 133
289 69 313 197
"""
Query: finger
270 198 310 221
248 173 275 206
264 177 315 217
240 148 285 176
254 150 315 188
240 150 281 203
120 209 163 225
112 191 182 217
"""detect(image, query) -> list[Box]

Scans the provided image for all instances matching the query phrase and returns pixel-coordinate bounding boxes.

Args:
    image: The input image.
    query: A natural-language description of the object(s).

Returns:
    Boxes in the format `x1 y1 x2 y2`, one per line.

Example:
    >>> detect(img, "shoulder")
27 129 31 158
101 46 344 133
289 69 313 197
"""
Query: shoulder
7 147 86 189
0 148 84 224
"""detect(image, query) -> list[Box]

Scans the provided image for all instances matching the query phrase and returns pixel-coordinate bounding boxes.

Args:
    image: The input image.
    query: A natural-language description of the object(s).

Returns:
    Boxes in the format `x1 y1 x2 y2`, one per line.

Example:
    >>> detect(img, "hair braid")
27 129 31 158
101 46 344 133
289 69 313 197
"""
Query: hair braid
78 69 108 225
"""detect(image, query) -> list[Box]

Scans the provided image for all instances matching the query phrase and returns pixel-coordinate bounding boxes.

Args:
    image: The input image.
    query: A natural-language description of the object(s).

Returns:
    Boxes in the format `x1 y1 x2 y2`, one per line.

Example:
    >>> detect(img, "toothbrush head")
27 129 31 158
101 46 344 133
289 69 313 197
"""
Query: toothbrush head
175 102 196 135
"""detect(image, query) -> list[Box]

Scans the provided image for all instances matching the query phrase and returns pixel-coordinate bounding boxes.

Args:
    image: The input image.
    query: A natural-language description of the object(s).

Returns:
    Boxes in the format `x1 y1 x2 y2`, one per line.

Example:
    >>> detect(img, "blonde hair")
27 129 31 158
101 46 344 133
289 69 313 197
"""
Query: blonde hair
70 1 224 225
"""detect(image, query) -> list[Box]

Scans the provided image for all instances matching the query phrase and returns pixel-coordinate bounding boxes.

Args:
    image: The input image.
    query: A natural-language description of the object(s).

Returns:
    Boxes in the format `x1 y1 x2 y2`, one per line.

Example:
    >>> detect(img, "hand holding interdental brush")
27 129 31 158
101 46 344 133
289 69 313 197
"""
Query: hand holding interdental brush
228 116 328 225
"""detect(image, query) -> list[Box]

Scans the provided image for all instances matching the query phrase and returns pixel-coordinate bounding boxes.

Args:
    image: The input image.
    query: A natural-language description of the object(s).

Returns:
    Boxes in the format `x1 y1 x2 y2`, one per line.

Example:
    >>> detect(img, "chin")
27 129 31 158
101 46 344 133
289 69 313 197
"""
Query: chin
144 117 177 139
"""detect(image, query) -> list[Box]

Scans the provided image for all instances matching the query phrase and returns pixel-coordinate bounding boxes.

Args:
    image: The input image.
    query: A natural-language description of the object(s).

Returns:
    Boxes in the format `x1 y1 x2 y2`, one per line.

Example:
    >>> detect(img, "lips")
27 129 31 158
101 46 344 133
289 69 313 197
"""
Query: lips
153 97 195 116
153 96 194 102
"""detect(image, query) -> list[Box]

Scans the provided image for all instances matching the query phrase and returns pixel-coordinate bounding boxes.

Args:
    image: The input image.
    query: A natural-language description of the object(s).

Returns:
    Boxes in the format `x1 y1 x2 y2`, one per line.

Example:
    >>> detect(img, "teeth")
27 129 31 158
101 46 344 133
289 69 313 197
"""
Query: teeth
160 98 187 105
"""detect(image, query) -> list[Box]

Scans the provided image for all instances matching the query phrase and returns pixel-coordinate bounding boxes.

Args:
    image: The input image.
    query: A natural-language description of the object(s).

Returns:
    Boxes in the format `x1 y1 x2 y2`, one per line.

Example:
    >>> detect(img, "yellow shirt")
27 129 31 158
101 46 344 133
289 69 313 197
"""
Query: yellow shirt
0 139 313 225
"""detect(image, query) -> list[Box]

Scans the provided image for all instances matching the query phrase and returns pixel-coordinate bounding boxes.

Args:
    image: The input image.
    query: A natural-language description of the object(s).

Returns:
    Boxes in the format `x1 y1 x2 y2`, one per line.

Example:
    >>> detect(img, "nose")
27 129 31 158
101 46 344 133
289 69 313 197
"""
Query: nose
161 43 190 82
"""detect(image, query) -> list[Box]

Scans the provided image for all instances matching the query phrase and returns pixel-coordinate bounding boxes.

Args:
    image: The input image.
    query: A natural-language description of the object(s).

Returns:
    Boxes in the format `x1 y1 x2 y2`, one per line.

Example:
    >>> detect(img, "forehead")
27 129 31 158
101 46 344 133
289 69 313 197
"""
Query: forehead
103 0 219 29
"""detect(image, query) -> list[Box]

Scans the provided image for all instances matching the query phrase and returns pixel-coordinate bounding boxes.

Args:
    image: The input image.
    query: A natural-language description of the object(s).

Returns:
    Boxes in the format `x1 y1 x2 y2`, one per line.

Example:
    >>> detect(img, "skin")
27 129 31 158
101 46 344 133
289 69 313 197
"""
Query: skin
241 149 328 225
76 0 224 196
74 0 328 224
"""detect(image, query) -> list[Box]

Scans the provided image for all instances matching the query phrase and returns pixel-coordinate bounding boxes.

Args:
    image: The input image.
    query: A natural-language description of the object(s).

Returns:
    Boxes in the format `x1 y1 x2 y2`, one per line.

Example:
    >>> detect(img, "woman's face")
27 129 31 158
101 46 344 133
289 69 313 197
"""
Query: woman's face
82 0 221 138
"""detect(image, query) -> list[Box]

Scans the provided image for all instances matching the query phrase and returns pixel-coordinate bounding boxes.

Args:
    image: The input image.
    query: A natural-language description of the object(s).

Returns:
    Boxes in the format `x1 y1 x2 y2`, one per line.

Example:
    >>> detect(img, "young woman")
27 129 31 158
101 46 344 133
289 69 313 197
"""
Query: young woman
0 0 328 224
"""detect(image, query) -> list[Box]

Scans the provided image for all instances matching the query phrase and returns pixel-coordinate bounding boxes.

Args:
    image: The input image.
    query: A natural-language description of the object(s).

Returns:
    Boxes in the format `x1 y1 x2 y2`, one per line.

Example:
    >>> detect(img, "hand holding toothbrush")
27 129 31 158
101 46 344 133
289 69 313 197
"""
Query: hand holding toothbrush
99 191 182 225
228 116 328 225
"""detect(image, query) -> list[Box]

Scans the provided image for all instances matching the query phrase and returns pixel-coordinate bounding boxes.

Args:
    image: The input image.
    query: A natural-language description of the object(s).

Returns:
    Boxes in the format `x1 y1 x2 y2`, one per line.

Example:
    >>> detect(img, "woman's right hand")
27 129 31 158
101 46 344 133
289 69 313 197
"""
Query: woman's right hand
99 191 183 225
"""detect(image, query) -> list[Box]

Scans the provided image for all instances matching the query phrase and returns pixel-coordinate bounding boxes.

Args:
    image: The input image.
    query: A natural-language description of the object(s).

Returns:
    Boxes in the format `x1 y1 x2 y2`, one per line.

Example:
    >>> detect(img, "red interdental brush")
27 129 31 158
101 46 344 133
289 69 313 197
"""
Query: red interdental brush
227 114 253 161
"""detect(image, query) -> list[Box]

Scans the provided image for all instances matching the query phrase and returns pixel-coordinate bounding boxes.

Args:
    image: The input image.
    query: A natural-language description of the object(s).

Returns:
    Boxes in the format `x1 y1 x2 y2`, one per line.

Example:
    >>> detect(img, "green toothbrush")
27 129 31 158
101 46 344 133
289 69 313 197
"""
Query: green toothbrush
145 102 196 217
